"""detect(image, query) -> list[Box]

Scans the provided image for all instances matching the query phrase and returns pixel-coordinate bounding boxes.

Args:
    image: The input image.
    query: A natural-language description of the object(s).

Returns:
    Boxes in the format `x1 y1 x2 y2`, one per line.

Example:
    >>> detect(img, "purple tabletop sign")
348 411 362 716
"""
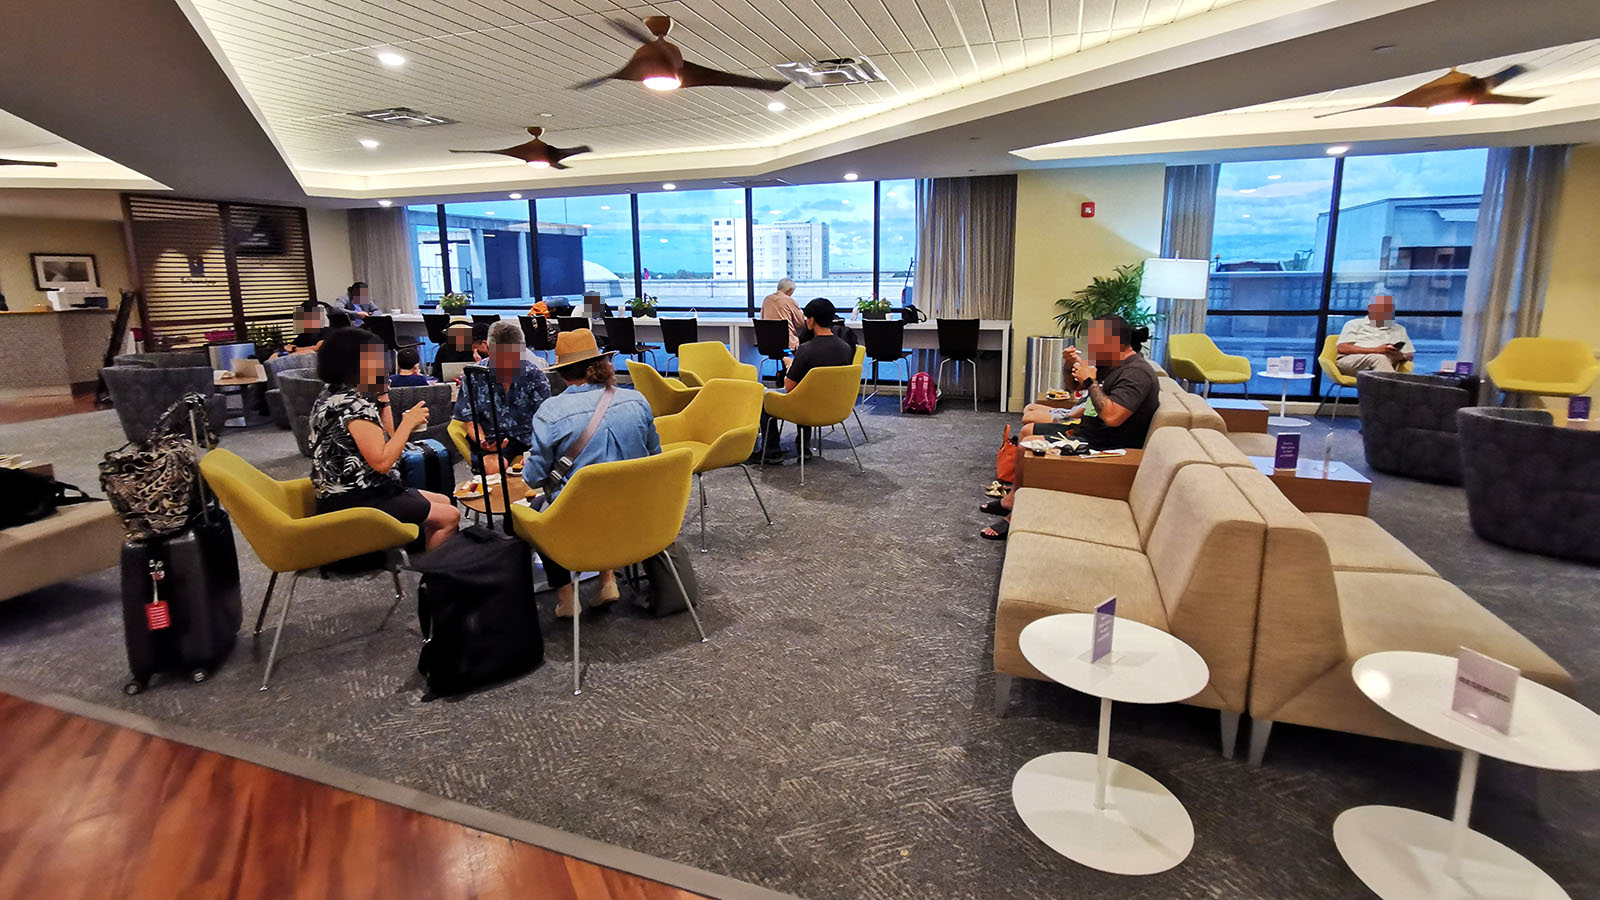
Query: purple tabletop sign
1292 358 1307 375
1274 433 1300 472
1452 647 1518 733
1092 596 1116 662
1570 396 1591 422
1454 361 1474 376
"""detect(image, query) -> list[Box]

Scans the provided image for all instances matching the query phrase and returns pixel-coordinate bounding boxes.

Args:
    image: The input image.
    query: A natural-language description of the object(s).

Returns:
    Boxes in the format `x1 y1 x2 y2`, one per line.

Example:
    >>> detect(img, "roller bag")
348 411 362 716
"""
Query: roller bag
398 438 451 494
120 508 242 694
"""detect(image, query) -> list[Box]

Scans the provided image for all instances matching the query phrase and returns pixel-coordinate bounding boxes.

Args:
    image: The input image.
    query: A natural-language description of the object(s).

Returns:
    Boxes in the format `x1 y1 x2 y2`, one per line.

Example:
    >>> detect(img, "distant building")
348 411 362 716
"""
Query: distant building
711 218 830 280
1312 194 1479 274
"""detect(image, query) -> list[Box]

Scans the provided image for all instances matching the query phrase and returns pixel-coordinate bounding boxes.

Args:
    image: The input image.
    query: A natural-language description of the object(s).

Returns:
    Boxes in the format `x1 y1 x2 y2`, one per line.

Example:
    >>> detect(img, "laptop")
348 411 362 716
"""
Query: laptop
441 362 472 382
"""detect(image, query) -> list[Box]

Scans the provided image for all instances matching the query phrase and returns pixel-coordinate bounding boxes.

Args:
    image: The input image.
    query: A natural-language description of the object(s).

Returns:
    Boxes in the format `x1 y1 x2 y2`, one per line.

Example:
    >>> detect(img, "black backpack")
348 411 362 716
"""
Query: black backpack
0 467 98 530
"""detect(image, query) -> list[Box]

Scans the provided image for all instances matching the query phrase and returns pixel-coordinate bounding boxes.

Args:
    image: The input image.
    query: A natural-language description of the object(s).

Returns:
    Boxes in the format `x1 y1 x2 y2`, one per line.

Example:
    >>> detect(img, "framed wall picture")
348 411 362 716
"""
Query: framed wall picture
31 253 100 291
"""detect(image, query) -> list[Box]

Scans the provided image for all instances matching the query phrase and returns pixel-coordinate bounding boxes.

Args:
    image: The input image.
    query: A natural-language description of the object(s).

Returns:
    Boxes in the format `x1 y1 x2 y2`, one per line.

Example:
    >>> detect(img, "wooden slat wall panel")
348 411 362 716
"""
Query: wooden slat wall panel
231 203 312 326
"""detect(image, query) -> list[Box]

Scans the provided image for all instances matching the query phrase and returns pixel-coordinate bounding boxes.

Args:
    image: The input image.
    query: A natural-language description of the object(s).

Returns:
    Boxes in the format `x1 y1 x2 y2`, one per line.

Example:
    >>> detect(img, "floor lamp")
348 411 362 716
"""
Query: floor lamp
1141 258 1212 383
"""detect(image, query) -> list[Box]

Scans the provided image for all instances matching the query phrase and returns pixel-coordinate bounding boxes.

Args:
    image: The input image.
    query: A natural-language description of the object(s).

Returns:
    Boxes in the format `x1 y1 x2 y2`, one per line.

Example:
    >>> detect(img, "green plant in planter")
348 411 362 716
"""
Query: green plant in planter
628 295 658 316
440 292 471 314
856 295 891 317
246 323 285 349
1053 262 1161 345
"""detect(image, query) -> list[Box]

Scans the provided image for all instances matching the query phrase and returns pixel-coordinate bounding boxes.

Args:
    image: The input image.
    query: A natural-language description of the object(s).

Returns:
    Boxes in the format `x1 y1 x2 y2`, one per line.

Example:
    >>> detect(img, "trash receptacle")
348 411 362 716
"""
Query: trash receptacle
1024 336 1065 404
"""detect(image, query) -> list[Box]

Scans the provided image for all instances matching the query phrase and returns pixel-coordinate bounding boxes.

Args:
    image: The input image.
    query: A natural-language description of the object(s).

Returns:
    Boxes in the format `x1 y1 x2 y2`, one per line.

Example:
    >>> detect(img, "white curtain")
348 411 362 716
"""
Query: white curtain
914 175 1017 318
1155 164 1219 365
348 207 420 313
1460 145 1571 404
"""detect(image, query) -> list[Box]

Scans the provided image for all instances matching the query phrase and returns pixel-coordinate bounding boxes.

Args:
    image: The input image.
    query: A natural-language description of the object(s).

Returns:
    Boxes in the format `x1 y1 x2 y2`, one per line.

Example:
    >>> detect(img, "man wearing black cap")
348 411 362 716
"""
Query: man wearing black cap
754 298 856 463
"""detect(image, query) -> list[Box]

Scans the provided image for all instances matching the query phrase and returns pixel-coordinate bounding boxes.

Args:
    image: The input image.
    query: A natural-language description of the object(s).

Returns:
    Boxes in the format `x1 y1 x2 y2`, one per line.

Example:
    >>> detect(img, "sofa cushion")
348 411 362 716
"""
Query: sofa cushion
995 532 1165 681
1176 392 1226 431
1127 427 1211 543
1306 513 1438 576
1151 391 1190 434
1158 376 1184 395
0 502 123 601
1191 428 1252 468
1008 488 1140 550
1225 432 1278 457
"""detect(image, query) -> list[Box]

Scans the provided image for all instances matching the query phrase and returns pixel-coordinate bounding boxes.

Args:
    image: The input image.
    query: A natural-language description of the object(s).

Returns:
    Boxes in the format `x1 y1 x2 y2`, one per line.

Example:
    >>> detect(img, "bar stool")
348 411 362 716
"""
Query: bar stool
753 319 791 387
472 314 502 330
422 313 451 348
602 316 659 367
659 317 699 376
936 317 982 412
861 319 912 411
519 315 555 364
557 316 590 335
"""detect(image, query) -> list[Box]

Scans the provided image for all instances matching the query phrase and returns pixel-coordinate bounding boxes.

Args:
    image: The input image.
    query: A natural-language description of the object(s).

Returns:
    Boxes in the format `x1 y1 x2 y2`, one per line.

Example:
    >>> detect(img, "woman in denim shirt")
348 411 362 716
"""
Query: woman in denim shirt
523 328 660 617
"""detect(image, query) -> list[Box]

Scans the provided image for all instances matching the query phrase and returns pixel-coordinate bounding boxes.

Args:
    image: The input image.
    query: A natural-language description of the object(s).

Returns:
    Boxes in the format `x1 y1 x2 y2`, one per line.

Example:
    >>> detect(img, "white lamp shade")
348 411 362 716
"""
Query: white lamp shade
1141 258 1210 300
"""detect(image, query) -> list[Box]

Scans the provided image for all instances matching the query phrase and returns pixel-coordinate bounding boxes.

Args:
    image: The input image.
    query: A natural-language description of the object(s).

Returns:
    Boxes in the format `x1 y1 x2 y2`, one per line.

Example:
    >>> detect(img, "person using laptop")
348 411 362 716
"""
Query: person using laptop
333 281 378 321
270 300 328 359
452 320 550 475
1337 294 1414 374
431 317 479 381
387 347 431 387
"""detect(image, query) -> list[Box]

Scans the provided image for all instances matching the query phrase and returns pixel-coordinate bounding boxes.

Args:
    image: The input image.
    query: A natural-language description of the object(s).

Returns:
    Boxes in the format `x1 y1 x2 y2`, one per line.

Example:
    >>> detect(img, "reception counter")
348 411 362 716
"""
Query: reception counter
0 308 117 392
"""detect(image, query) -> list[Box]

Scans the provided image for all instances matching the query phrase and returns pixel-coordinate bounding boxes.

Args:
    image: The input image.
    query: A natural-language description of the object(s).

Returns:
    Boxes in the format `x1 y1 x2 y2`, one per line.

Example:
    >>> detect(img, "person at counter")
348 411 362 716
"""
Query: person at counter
333 282 378 321
761 278 805 350
271 300 328 359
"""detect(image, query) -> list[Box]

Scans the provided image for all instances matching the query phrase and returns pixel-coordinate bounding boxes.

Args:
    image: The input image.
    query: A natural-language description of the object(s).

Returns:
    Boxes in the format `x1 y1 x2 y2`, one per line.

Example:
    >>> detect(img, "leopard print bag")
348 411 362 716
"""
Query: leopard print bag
99 393 219 541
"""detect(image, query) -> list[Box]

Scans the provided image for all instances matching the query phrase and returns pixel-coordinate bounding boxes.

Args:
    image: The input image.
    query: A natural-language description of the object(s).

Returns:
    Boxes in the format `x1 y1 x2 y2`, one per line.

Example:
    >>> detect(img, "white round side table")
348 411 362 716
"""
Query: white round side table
1334 650 1600 899
1011 613 1210 875
1257 370 1313 427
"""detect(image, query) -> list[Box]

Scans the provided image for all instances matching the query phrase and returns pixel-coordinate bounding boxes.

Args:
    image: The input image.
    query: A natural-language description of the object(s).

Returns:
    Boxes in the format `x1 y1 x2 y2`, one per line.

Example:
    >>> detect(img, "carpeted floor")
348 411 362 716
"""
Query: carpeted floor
1 401 1595 899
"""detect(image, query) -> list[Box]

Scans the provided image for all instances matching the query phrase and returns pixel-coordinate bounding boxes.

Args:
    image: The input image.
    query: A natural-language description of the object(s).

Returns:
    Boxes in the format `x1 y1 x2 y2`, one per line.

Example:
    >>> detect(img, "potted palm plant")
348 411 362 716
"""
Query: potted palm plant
856 295 892 319
440 291 471 315
628 295 658 318
1053 262 1161 346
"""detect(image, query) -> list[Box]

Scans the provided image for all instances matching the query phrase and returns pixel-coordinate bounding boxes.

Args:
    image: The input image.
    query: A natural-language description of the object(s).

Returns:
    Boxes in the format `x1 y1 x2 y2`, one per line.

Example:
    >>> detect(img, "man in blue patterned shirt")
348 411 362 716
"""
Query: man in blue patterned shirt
452 320 551 474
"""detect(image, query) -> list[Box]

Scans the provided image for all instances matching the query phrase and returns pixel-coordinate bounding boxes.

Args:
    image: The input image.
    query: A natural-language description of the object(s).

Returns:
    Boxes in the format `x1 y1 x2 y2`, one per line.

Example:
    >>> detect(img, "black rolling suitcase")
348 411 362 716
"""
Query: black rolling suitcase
120 508 242 693
412 365 543 699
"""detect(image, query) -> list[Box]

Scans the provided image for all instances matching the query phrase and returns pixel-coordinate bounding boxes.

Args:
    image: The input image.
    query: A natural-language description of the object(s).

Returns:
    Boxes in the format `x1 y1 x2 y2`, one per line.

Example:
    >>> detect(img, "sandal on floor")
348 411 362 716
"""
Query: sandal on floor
980 498 1006 516
980 520 1009 541
984 484 1006 498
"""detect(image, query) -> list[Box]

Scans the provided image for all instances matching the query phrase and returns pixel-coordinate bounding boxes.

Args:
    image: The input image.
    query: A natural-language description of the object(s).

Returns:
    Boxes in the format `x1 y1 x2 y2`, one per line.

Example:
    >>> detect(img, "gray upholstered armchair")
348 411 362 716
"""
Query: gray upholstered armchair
1357 372 1474 484
388 383 457 459
278 370 326 457
1457 407 1600 564
112 351 211 369
101 366 227 442
264 352 320 429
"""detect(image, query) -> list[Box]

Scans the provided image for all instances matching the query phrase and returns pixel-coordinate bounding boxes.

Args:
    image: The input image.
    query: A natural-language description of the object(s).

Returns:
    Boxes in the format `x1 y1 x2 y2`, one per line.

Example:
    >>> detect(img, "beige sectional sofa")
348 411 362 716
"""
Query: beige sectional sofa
1155 379 1277 456
994 424 1574 764
0 502 123 602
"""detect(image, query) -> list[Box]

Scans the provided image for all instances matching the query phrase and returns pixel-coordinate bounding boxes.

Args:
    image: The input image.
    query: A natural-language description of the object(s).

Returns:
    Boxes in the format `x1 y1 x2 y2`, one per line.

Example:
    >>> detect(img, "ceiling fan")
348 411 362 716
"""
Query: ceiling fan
1316 65 1540 117
575 16 789 93
0 158 57 167
450 127 591 169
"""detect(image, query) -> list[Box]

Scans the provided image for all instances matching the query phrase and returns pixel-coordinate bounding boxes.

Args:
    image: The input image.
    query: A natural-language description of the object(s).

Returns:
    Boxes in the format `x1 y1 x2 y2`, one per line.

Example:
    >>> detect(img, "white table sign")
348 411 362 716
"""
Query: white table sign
1451 647 1518 734
1092 596 1116 662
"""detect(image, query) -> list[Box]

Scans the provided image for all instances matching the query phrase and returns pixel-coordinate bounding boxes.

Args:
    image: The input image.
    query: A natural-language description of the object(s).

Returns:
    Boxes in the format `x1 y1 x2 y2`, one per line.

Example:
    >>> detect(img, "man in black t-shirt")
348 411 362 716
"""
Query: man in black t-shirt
752 298 855 464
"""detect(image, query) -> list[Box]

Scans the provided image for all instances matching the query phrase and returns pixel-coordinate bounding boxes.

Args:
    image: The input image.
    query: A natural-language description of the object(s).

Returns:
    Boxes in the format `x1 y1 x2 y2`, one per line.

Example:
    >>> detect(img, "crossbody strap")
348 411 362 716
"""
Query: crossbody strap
548 387 615 488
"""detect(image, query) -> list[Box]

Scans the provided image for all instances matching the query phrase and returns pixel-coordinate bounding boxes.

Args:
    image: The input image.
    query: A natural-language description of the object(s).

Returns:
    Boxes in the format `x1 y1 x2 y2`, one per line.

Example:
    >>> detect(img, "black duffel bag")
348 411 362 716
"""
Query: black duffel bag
0 467 99 530
412 524 543 699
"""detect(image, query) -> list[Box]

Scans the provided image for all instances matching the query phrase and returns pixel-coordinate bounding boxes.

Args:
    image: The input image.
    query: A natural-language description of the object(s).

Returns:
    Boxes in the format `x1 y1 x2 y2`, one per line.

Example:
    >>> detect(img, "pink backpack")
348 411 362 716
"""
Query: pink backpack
903 371 938 413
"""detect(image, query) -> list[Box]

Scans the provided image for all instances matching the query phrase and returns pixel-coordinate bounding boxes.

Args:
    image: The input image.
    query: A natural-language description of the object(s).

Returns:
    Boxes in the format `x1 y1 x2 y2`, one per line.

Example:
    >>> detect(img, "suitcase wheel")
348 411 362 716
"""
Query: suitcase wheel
123 679 146 696
190 668 210 684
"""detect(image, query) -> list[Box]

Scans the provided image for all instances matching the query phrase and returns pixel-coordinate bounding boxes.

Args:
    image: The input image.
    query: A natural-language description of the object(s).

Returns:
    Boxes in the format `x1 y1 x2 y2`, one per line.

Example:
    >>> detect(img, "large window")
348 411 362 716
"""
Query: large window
407 204 446 306
441 200 532 307
637 187 748 316
1200 149 1487 398
534 193 635 310
749 181 874 306
878 179 917 307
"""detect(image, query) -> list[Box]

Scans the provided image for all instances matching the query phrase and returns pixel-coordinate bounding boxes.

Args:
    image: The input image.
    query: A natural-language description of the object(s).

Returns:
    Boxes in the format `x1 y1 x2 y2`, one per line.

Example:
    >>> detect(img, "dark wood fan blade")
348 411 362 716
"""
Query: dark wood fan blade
449 138 544 161
606 18 653 44
1479 92 1541 105
572 73 616 89
1482 64 1529 89
0 158 57 167
677 61 789 92
550 144 593 163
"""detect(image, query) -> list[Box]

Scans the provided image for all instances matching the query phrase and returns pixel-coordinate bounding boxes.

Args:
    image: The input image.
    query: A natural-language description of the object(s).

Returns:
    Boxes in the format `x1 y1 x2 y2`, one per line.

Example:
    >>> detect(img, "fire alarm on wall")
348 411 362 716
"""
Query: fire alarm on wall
1081 202 1095 218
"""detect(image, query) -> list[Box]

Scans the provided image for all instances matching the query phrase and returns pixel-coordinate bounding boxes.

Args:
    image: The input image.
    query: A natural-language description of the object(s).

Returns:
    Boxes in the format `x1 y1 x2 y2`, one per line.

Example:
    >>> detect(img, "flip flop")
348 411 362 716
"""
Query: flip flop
984 484 1006 498
980 520 1009 541
980 498 1006 516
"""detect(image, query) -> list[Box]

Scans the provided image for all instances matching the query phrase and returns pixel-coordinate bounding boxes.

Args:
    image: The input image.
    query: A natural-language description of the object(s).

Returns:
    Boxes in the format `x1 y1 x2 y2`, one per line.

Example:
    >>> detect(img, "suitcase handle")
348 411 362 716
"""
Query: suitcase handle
462 366 516 536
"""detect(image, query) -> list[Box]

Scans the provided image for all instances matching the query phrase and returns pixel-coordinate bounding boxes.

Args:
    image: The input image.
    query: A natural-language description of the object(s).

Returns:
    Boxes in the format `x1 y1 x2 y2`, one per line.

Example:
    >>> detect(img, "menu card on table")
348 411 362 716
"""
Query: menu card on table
1274 433 1300 472
1292 358 1307 375
1569 396 1591 422
1452 647 1518 733
1091 597 1116 662
1454 361 1474 376
1266 358 1282 375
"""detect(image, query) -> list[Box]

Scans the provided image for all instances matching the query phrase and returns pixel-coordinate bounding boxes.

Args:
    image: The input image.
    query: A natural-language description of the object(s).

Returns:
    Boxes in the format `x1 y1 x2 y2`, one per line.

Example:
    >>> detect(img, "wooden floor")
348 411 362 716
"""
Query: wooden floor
0 693 709 900
0 392 99 424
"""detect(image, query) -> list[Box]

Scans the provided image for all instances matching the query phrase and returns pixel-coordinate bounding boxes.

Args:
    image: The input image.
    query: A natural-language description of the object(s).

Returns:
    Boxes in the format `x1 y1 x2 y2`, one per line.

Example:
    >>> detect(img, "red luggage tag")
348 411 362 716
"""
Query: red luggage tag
145 561 171 631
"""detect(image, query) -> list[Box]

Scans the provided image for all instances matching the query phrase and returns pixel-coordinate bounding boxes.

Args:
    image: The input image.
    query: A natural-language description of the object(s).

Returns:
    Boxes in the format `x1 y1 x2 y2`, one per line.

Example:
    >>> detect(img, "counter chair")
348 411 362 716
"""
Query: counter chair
752 319 792 386
935 317 982 411
510 448 703 694
658 317 700 375
601 316 660 367
655 378 772 551
520 315 555 364
860 320 912 411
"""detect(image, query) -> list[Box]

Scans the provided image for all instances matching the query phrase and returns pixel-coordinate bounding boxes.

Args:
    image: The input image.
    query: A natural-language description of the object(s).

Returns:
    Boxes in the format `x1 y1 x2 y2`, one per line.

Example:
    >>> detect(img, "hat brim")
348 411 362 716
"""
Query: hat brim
553 348 617 369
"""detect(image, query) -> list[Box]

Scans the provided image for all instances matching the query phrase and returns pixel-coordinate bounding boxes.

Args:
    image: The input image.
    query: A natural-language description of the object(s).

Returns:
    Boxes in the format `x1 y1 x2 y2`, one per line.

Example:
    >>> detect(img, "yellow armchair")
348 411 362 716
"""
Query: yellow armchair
1486 337 1599 398
627 360 700 416
509 448 701 694
763 362 865 485
656 378 772 550
1166 333 1251 397
447 418 472 463
199 449 419 690
677 341 758 387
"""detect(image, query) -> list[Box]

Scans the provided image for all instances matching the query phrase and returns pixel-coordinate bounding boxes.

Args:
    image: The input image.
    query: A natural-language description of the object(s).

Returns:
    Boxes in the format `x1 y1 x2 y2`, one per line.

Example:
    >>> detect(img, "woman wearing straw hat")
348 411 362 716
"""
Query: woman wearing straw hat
523 328 660 618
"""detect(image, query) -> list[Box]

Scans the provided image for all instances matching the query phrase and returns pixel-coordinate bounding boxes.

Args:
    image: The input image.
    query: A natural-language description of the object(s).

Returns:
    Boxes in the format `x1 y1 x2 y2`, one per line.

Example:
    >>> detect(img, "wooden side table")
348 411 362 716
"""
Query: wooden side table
1248 456 1371 516
1017 449 1144 500
1207 398 1268 433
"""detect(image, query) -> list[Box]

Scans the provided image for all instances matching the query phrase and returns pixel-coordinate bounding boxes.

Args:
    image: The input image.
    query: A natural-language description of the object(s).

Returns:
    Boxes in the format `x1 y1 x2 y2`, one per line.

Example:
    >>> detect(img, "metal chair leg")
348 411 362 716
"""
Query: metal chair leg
852 408 868 443
697 472 707 553
842 418 864 473
659 551 707 642
936 358 949 398
898 358 910 414
259 572 299 691
970 359 978 412
740 464 773 525
796 421 806 485
253 571 278 636
572 594 582 695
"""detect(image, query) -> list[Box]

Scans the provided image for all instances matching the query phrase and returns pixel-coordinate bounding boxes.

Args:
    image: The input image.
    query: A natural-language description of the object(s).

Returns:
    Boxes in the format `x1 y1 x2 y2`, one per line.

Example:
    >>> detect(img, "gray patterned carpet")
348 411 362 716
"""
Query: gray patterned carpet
1 400 1595 899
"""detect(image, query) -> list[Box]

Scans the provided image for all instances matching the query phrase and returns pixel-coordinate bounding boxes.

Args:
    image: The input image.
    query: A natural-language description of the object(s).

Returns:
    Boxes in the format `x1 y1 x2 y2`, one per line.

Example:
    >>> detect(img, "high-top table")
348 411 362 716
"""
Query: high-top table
1335 650 1600 899
1011 613 1209 875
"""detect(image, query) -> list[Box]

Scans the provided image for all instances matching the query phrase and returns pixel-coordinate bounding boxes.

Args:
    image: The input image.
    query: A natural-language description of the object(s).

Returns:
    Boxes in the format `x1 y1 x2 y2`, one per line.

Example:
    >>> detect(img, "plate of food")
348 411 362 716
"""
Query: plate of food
453 480 485 499
1044 388 1073 401
507 460 524 476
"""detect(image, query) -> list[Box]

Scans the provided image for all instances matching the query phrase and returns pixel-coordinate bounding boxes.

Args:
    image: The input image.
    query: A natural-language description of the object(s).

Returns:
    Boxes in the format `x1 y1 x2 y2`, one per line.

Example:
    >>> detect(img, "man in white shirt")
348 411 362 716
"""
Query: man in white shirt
1336 294 1413 374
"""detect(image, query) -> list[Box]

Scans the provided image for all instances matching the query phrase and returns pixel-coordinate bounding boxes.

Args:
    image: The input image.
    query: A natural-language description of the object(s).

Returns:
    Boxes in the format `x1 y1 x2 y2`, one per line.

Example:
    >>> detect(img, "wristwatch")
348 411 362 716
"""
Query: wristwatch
1081 376 1095 387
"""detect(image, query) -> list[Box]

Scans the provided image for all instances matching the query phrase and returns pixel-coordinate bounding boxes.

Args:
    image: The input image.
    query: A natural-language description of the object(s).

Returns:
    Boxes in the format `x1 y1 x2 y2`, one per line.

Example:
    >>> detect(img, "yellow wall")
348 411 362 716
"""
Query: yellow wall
1008 164 1165 411
1540 143 1600 409
0 216 131 311
306 207 353 303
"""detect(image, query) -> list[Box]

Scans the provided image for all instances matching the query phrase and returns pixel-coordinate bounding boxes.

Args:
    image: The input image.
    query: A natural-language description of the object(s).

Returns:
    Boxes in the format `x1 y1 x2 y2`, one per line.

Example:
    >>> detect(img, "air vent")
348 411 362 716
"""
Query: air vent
348 107 459 128
724 177 792 188
774 57 888 88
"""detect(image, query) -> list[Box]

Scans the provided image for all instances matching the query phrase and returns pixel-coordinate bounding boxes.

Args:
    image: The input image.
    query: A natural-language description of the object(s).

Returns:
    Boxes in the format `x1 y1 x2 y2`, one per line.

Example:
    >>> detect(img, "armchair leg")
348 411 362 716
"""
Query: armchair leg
796 422 806 486
697 472 707 553
741 464 773 525
852 409 868 444
993 673 1015 716
970 359 978 412
259 573 299 691
1220 711 1241 759
936 358 950 400
1247 718 1273 766
1204 382 1212 399
253 571 278 636
842 419 865 474
572 598 582 695
659 550 707 643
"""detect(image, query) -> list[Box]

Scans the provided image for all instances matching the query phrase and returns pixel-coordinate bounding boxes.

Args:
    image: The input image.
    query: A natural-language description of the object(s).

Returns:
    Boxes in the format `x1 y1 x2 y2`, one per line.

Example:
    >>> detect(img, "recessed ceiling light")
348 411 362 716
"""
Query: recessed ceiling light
767 100 786 112
841 199 851 205
485 211 495 215
539 112 554 118
1267 174 1282 180
1428 100 1473 115
600 205 611 210
581 223 591 228
662 183 676 190
1239 188 1256 194
659 237 669 243
1241 213 1251 218
1372 44 1396 54
377 51 406 67
528 159 550 168
1326 145 1350 156
843 172 859 181
377 200 393 207
509 192 522 199
359 138 380 149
